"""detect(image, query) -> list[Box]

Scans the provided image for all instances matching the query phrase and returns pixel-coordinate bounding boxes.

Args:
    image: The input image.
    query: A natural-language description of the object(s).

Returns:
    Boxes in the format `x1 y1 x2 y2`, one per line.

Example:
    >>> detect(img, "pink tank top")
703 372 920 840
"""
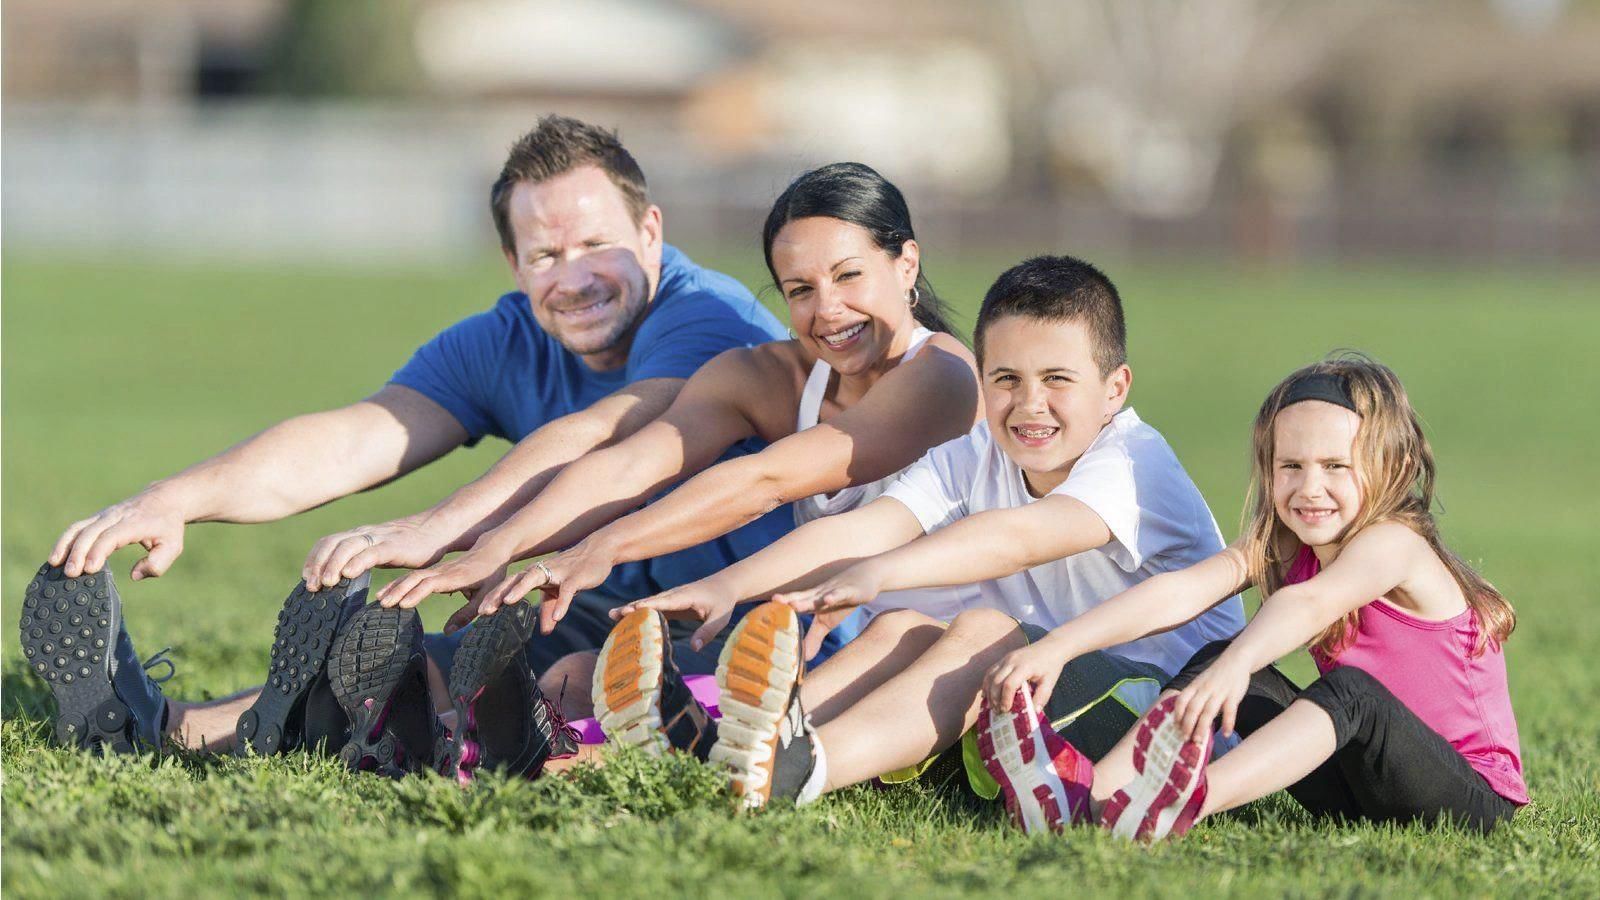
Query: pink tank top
1288 547 1528 804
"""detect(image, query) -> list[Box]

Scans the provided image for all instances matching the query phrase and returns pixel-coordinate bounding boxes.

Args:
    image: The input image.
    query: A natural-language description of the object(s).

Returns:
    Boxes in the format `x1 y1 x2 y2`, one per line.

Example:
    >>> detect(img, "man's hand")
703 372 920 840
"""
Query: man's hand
615 578 739 652
376 545 510 610
302 517 454 590
983 633 1074 712
50 493 187 580
1171 653 1251 742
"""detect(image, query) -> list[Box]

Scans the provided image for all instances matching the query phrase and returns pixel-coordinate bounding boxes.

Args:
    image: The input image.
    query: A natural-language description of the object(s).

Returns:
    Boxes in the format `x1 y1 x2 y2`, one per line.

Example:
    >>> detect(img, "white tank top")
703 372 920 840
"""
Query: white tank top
792 326 976 624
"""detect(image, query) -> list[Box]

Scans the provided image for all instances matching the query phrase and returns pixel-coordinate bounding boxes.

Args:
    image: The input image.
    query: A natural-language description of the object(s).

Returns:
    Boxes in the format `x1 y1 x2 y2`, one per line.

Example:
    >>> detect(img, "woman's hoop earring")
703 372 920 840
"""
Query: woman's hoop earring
907 286 920 309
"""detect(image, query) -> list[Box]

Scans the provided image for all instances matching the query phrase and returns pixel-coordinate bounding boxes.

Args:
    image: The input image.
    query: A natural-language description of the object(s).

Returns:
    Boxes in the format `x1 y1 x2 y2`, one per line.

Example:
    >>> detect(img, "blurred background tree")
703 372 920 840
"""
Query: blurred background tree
259 0 422 97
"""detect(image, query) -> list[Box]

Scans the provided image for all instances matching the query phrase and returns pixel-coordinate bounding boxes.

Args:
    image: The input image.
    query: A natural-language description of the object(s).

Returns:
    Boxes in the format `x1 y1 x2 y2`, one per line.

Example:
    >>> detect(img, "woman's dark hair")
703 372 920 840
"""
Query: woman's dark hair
761 162 962 339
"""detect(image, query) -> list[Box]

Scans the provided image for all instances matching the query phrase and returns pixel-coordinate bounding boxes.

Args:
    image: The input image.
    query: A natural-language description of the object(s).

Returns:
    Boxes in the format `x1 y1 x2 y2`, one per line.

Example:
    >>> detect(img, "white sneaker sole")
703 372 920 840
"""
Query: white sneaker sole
708 602 801 809
592 608 668 755
977 690 1090 833
1102 695 1210 841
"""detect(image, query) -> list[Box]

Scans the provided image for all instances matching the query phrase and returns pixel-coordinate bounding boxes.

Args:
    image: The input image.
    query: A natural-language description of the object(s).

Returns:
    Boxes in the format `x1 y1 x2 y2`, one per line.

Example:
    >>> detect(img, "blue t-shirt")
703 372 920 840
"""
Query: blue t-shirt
391 244 796 603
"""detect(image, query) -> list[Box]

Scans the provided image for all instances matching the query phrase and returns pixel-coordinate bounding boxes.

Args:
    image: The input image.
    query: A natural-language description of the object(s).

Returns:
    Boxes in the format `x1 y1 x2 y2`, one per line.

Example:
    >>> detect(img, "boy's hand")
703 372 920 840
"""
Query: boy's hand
615 580 738 653
984 636 1072 711
773 563 885 617
1171 654 1250 742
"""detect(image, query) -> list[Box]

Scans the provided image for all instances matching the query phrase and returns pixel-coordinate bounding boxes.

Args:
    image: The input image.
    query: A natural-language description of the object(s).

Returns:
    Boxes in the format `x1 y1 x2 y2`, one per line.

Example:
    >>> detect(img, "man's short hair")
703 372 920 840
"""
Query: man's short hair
973 255 1127 376
490 115 651 252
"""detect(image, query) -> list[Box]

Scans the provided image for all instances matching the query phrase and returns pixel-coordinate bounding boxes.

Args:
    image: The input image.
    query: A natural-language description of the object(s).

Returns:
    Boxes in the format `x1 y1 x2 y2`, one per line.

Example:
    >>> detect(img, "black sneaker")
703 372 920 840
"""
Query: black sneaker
446 601 579 784
708 601 826 809
326 603 447 778
19 563 173 753
593 607 717 760
235 576 370 756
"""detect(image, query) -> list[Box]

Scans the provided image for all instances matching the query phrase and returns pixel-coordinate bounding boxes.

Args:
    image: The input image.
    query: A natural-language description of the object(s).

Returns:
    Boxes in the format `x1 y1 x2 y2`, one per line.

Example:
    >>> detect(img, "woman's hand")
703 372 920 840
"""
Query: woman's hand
1171 653 1251 742
983 632 1074 712
458 539 619 636
614 578 739 652
376 543 510 610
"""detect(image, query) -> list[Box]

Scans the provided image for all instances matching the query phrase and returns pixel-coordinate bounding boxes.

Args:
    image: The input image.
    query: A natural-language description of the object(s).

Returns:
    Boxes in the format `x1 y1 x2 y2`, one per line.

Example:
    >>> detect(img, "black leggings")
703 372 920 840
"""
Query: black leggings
1167 640 1518 833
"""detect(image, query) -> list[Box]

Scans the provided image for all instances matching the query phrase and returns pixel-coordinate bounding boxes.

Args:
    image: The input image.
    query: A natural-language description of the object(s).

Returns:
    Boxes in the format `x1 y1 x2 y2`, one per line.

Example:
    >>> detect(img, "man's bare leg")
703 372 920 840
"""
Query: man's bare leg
813 608 1027 792
540 651 598 720
801 609 947 726
165 689 259 751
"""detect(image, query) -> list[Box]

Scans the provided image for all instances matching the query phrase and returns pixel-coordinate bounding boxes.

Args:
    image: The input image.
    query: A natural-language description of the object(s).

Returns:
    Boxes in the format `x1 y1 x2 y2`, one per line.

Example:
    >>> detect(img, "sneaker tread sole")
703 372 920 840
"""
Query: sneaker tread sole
235 578 357 756
19 564 137 752
709 602 801 808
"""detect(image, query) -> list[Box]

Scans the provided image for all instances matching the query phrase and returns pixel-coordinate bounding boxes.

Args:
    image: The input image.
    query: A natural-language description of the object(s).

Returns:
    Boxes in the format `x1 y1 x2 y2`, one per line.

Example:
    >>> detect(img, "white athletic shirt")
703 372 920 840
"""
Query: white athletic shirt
882 409 1246 676
795 327 977 623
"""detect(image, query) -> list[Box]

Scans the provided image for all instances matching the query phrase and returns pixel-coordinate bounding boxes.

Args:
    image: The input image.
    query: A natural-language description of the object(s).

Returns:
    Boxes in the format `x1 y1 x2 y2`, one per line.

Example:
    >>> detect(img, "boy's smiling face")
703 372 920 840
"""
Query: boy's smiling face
981 314 1131 496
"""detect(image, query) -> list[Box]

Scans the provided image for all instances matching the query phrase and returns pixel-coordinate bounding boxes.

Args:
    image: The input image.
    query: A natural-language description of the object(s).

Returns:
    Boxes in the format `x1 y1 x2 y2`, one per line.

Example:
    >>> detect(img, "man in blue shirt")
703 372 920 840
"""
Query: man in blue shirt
43 116 792 755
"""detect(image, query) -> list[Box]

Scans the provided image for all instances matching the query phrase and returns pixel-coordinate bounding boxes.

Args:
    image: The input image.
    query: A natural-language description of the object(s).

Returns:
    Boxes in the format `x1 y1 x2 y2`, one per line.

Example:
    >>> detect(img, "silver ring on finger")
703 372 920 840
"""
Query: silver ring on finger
361 533 377 548
534 560 554 583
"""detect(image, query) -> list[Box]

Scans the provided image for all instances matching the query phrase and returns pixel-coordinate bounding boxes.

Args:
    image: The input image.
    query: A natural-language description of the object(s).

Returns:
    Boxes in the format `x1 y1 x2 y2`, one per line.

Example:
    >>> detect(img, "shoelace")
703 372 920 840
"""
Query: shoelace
142 647 177 684
545 675 582 749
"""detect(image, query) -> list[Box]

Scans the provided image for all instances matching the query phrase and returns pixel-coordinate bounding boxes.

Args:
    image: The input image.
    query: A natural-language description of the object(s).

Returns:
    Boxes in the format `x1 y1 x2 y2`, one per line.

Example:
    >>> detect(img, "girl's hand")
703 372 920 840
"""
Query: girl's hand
377 546 508 610
984 637 1072 712
614 580 738 653
1171 655 1251 742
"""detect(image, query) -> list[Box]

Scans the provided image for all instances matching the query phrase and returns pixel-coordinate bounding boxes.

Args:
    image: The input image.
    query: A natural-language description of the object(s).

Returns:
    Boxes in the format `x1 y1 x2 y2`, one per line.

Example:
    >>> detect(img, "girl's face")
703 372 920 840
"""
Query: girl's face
1271 400 1364 548
769 217 919 376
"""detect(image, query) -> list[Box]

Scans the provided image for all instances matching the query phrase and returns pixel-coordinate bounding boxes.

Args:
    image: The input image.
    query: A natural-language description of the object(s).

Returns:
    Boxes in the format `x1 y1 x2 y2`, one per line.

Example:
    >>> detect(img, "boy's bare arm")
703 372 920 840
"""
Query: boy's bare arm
868 496 1114 593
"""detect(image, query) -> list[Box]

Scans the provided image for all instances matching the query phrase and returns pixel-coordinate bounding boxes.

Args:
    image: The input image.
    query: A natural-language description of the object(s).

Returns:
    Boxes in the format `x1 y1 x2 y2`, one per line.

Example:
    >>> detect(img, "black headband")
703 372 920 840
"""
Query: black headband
1281 372 1357 414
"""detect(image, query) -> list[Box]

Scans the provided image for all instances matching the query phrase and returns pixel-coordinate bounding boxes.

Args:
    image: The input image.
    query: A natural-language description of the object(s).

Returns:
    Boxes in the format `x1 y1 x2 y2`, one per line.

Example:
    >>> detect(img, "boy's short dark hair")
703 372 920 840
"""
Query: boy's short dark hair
973 255 1127 376
490 115 651 253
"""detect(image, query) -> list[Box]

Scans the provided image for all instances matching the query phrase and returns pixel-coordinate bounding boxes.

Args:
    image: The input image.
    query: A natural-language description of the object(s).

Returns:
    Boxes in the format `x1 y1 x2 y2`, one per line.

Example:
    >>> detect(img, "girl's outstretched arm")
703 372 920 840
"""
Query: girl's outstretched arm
1173 522 1426 739
983 545 1251 709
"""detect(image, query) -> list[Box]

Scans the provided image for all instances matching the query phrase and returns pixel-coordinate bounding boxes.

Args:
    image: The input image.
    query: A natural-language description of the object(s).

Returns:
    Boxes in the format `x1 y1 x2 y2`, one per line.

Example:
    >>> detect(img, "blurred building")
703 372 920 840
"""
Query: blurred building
3 0 1598 262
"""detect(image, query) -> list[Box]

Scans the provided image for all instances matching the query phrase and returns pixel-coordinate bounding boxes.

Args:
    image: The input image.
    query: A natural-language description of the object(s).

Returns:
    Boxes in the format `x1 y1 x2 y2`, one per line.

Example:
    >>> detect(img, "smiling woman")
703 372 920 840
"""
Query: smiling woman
374 162 984 718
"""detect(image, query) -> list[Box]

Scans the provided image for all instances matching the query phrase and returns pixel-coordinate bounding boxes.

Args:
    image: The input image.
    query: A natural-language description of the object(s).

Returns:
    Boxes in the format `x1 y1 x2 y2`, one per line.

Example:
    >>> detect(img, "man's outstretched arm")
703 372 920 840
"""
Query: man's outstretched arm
302 376 686 588
50 384 468 580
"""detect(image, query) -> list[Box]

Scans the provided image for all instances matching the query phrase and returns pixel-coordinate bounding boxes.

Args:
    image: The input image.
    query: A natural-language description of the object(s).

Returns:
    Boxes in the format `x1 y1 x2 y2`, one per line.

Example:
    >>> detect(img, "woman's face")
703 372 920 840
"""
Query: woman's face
769 217 919 375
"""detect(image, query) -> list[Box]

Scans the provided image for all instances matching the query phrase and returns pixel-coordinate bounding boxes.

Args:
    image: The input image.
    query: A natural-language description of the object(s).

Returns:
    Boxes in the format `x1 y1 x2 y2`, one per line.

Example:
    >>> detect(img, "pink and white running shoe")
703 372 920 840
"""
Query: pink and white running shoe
976 689 1094 833
1099 694 1212 842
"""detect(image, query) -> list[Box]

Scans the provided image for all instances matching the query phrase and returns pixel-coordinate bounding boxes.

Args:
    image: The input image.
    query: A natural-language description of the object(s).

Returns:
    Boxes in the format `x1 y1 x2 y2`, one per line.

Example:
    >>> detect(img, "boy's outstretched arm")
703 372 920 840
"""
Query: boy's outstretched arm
784 495 1112 606
617 497 929 652
984 545 1251 709
1172 522 1424 739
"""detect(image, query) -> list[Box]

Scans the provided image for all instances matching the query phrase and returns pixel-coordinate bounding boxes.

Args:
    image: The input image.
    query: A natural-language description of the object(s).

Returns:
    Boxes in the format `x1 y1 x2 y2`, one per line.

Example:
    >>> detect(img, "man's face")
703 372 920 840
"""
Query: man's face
981 315 1130 496
503 165 663 370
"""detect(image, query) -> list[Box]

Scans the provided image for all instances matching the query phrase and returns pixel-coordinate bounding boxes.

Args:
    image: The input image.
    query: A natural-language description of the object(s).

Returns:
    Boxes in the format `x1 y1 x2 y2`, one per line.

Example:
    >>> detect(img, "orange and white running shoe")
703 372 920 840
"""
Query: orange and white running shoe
707 602 823 809
1099 693 1212 841
593 608 717 760
976 689 1095 833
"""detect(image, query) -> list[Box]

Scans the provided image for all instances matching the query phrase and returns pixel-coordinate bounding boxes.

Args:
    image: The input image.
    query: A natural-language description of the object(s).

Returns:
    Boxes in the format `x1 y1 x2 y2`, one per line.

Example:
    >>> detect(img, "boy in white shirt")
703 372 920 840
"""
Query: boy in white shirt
618 255 1244 808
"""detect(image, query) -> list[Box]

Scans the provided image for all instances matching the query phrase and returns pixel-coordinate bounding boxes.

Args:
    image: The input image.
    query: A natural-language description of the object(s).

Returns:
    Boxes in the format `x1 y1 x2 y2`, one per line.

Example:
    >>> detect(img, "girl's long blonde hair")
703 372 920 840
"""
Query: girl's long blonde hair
1240 353 1515 656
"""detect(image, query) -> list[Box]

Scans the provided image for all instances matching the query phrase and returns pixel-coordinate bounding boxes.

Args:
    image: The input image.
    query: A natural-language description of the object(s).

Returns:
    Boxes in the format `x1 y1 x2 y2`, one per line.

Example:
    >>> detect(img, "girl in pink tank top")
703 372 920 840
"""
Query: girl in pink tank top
976 354 1525 842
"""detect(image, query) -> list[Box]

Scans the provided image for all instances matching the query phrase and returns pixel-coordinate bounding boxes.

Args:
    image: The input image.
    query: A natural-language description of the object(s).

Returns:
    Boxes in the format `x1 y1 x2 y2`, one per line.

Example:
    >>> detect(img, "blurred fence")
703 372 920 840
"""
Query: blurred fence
5 102 1598 264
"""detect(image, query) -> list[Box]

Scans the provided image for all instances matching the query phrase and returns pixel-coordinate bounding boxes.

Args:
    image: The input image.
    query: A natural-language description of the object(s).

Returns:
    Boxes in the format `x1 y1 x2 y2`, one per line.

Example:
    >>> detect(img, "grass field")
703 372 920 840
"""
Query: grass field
4 249 1598 898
